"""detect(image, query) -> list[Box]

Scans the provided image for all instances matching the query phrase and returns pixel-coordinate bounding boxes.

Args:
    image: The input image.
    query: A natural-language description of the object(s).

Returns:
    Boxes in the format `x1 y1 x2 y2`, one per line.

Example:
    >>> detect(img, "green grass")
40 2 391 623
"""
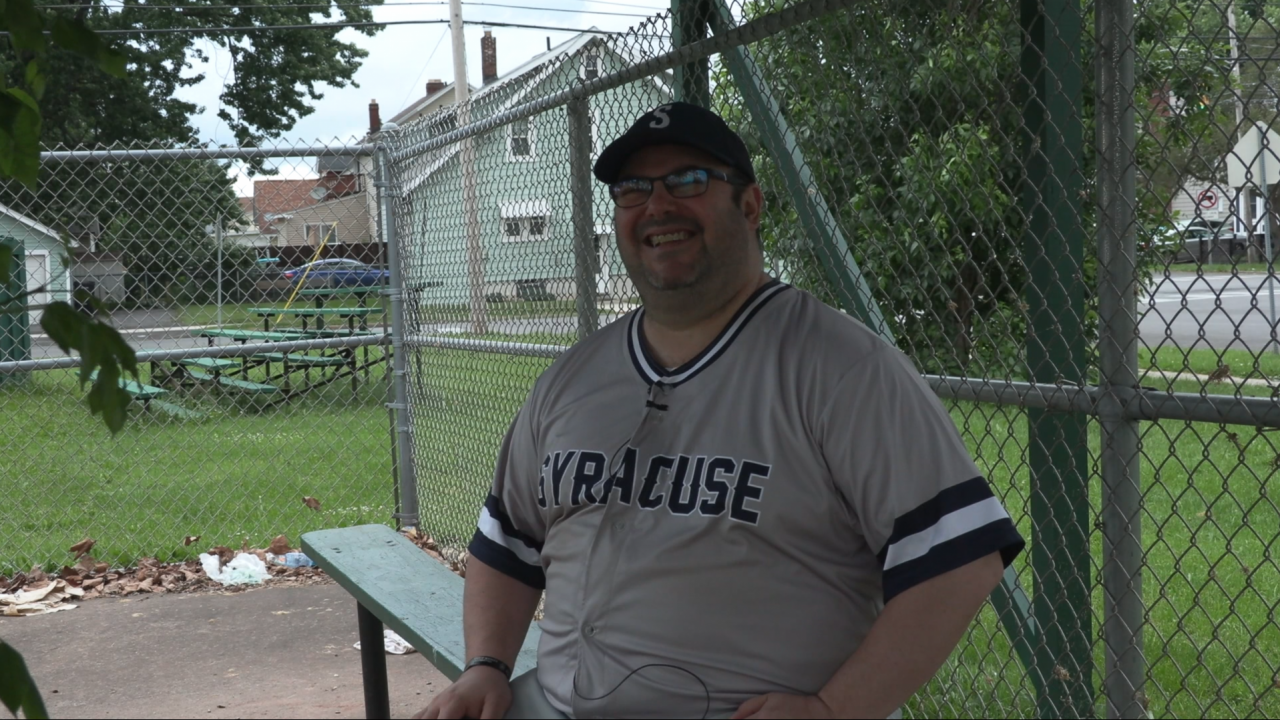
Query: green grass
1169 263 1273 274
3 344 1277 717
1142 346 1280 385
0 361 396 574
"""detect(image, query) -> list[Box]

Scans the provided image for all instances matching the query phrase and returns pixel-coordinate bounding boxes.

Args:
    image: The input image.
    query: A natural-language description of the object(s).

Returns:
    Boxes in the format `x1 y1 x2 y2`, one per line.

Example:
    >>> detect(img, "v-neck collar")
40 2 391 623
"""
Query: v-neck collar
626 279 789 387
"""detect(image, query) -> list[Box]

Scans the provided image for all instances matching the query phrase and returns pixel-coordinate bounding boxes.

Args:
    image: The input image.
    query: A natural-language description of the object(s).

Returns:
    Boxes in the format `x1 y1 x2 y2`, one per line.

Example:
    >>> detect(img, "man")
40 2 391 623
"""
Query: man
418 102 1024 720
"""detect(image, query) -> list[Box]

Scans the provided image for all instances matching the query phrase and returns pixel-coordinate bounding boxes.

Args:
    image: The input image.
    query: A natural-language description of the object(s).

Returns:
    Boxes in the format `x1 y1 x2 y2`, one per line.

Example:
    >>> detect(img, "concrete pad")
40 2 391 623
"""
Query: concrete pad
0 584 449 719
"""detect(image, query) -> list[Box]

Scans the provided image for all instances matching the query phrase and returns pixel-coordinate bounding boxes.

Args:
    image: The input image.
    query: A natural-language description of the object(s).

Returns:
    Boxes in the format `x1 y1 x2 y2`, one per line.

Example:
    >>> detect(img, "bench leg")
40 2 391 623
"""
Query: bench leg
357 603 391 719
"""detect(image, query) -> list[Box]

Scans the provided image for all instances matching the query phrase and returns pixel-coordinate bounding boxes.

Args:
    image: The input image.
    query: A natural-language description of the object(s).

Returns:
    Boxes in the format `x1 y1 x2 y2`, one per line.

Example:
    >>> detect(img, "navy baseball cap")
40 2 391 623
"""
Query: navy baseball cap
592 102 756 185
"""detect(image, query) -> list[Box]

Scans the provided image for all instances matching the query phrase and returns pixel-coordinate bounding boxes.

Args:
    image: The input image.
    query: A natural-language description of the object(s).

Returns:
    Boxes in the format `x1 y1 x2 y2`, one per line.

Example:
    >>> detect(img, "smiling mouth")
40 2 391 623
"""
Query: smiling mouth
645 230 695 247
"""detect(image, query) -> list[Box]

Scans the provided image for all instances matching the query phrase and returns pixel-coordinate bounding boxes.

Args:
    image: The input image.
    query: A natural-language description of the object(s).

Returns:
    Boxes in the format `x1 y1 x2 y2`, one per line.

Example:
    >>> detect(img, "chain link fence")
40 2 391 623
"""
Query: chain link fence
0 140 398 575
383 0 1278 717
1 0 1279 716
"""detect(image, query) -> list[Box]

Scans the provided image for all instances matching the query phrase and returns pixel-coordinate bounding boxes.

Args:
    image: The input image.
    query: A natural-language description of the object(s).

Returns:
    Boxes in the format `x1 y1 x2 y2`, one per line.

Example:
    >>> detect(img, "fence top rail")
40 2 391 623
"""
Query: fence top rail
386 0 852 163
41 143 378 164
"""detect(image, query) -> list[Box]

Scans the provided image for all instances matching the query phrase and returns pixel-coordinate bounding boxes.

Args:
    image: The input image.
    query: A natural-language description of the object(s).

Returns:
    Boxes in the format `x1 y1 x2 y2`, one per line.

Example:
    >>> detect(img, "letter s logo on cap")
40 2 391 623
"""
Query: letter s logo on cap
649 105 672 129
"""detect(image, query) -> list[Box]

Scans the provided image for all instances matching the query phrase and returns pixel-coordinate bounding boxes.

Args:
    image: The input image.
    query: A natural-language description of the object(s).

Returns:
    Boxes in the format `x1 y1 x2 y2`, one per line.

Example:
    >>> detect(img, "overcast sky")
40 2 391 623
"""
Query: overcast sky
173 1 671 192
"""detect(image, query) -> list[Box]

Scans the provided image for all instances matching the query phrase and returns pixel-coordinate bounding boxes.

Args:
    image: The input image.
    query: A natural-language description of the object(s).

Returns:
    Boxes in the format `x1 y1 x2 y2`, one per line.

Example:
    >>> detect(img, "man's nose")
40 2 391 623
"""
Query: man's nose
643 181 681 216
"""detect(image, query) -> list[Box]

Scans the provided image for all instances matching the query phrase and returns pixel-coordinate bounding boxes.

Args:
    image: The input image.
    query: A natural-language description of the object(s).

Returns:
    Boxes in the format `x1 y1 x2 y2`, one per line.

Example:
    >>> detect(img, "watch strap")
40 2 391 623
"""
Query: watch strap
464 655 513 680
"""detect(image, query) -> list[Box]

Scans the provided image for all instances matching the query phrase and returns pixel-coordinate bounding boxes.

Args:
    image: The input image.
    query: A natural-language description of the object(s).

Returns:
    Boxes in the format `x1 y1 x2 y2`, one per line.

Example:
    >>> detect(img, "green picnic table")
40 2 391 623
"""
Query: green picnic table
297 286 386 309
250 306 381 334
195 328 311 345
296 287 387 332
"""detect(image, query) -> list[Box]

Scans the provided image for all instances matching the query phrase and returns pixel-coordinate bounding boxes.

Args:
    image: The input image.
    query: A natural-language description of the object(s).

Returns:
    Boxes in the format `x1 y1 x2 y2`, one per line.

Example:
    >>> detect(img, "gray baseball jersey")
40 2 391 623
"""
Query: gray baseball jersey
469 280 1024 718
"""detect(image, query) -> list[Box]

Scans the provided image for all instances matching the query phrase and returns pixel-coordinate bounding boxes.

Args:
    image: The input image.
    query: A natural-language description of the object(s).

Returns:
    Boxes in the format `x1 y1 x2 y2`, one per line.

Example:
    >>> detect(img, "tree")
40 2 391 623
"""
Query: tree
0 0 383 307
4 0 380 149
718 0 1203 376
716 2 1031 375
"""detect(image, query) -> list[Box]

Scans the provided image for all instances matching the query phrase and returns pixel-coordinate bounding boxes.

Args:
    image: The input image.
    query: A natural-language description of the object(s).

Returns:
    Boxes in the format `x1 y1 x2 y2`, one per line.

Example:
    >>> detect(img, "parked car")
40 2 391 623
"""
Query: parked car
282 258 389 288
1142 220 1246 263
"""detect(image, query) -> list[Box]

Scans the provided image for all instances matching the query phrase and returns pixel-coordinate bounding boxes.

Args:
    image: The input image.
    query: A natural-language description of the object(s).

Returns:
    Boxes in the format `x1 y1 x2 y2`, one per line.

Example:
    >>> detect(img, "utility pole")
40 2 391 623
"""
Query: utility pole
1229 1 1259 262
450 0 487 334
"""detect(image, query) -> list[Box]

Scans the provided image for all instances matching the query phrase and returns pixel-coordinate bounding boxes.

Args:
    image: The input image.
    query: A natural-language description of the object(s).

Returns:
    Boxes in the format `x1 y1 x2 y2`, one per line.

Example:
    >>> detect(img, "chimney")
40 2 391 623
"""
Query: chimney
426 78 446 96
481 30 498 85
368 99 381 134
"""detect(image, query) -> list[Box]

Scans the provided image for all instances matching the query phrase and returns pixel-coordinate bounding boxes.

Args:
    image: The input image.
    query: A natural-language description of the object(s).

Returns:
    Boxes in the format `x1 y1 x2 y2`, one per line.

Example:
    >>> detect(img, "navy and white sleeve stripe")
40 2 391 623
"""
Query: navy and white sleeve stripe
877 477 1024 602
467 494 546 590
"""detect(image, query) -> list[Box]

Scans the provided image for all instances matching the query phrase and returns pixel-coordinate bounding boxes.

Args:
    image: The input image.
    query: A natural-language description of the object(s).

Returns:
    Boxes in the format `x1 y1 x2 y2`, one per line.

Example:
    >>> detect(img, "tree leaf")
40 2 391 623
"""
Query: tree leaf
0 90 42 187
2 0 49 56
50 16 126 78
24 60 45 101
0 640 48 720
40 300 87 355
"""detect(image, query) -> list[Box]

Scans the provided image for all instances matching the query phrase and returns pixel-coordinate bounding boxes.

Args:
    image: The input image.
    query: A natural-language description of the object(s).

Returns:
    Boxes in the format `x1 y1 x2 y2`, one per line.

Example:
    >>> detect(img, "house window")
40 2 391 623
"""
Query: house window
509 118 533 159
583 53 600 81
503 216 549 243
305 222 339 245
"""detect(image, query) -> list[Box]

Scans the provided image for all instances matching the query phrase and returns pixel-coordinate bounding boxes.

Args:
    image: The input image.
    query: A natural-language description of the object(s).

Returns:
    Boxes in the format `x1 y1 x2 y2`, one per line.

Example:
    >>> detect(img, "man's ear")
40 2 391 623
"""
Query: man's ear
742 183 764 231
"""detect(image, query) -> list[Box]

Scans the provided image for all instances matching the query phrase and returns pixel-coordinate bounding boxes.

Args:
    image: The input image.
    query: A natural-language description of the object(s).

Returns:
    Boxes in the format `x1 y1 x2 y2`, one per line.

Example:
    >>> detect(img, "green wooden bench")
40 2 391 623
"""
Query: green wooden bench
184 367 281 395
89 370 166 400
253 352 347 367
179 357 241 371
89 370 203 420
301 524 540 718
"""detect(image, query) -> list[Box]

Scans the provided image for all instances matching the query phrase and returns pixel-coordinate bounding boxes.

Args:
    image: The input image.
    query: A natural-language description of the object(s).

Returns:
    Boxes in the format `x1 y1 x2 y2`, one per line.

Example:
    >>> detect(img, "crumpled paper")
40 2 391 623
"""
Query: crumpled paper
199 552 270 585
354 628 418 655
0 579 82 616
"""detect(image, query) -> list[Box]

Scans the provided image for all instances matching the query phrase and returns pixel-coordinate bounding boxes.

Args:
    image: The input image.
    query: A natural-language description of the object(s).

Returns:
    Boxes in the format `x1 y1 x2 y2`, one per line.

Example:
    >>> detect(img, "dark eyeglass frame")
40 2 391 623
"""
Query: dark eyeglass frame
608 168 748 208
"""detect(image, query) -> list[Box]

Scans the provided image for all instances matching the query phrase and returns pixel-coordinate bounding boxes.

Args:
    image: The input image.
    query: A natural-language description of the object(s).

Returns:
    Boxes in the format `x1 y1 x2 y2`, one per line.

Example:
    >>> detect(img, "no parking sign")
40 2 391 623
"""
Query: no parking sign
1198 189 1218 209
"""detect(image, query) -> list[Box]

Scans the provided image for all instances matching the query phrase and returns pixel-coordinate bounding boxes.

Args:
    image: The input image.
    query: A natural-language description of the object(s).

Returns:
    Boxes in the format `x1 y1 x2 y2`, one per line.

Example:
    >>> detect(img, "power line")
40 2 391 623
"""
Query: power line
397 25 448 110
35 0 667 16
61 18 642 34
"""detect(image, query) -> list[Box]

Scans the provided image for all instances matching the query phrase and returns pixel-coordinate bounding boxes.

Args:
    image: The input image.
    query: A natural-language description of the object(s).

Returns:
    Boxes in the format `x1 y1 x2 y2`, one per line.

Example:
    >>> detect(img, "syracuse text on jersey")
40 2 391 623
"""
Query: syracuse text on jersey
536 448 770 526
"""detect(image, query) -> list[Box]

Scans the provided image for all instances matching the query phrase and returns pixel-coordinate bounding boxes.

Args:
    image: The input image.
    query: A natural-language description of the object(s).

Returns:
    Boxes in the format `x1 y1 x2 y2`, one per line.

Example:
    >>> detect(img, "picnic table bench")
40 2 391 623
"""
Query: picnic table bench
88 370 203 420
183 366 281 395
301 524 540 719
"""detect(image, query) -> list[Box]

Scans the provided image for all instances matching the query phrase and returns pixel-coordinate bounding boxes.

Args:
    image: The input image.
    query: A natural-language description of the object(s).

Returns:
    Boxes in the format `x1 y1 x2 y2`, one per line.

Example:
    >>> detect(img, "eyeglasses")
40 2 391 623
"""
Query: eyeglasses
608 168 747 208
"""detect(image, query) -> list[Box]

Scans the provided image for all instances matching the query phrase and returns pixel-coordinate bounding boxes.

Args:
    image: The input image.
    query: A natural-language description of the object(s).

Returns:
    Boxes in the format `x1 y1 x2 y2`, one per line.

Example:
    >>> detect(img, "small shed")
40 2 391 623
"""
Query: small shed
72 251 129 305
0 202 69 325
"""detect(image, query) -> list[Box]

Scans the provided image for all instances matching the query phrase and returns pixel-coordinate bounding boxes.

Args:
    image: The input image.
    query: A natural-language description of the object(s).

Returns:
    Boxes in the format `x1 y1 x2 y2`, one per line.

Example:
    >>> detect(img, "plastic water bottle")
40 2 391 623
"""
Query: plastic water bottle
282 552 314 568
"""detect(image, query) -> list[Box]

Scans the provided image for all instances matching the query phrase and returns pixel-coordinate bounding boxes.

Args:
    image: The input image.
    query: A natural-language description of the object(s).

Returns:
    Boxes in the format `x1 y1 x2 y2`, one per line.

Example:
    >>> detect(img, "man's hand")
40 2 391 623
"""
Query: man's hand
414 666 511 720
731 692 837 719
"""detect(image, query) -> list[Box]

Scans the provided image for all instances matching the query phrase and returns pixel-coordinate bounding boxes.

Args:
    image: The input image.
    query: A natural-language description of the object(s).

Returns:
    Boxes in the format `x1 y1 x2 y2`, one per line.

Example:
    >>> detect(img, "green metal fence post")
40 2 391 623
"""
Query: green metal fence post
0 236 30 387
671 0 711 107
1020 0 1093 716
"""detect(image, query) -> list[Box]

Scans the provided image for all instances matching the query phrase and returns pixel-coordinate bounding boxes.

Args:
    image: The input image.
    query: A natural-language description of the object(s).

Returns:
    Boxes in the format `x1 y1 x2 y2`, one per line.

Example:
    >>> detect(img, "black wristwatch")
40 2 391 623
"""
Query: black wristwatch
464 655 513 680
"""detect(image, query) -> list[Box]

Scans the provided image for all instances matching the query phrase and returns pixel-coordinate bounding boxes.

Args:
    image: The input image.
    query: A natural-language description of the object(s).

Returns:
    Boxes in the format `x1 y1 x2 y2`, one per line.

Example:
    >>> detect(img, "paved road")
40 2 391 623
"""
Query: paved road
28 281 1274 360
1141 272 1280 351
